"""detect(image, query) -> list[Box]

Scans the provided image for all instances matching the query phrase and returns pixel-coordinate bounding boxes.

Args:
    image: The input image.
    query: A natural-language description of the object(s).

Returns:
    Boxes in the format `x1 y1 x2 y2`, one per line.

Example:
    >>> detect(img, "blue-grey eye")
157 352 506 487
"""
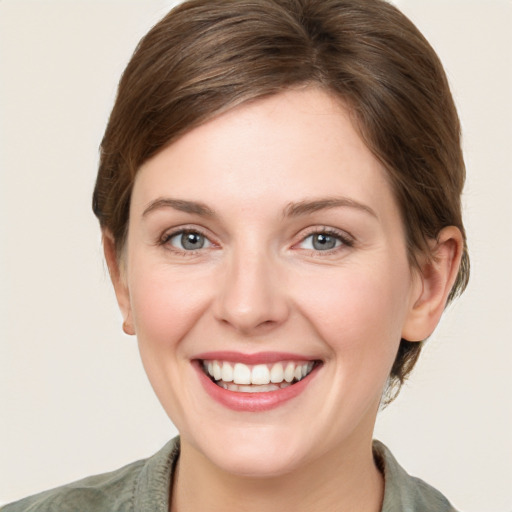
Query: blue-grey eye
169 231 211 250
300 232 342 251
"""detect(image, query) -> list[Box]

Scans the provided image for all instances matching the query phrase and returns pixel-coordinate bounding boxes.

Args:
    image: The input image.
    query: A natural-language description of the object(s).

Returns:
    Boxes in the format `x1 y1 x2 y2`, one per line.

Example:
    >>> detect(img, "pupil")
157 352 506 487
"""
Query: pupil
182 232 204 250
313 233 336 250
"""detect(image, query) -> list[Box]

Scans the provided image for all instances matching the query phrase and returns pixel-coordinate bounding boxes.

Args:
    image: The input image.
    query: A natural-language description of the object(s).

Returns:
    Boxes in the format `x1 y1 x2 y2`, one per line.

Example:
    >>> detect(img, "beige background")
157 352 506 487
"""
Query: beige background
0 0 511 510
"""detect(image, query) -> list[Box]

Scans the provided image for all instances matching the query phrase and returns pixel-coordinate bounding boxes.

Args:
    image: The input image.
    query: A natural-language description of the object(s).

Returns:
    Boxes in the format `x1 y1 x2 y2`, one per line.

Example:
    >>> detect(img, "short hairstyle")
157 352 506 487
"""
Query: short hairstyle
93 0 469 402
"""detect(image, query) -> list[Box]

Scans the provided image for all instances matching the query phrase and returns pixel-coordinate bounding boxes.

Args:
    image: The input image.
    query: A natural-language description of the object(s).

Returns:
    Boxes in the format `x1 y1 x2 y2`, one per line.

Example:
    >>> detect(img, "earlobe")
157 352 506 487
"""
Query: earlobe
103 231 135 336
401 226 463 342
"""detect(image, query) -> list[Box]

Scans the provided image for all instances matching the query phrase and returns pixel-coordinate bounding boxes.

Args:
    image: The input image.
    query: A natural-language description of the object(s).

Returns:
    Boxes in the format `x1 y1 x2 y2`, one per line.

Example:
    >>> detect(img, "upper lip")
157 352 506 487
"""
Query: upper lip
193 351 320 365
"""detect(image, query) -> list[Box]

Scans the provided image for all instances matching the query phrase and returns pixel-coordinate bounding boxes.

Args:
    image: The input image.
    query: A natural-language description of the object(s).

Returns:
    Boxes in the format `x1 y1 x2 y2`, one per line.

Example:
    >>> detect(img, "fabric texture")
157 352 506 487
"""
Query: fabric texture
2 438 458 512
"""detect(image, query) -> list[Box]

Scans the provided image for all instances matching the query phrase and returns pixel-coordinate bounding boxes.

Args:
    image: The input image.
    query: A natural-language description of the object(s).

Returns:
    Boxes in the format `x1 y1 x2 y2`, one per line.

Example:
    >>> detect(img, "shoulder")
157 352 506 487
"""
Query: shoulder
1 459 144 512
1 438 180 512
373 440 459 512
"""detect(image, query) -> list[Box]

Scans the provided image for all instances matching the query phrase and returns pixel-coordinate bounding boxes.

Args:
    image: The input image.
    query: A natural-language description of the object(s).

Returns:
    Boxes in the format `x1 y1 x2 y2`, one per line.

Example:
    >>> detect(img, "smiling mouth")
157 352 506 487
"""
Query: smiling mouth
201 360 320 393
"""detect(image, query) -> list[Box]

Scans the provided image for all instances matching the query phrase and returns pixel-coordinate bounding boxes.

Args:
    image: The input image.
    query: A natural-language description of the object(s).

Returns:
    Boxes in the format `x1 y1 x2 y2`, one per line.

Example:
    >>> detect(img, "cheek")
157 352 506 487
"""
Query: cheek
128 266 211 353
295 261 411 362
126 266 214 429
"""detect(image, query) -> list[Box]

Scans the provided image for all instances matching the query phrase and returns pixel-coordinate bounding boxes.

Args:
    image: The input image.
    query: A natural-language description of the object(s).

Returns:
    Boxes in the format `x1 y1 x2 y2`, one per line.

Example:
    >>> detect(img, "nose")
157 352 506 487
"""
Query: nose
213 247 290 335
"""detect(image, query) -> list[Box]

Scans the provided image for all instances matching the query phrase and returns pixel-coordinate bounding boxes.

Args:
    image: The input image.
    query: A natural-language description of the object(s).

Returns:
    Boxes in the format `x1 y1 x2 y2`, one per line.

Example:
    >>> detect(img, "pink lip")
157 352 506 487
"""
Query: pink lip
192 358 321 412
193 351 316 364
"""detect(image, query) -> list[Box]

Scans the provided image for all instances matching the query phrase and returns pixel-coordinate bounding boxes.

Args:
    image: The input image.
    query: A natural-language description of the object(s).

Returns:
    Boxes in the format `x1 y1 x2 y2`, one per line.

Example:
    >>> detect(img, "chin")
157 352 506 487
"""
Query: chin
209 445 304 478
187 423 309 478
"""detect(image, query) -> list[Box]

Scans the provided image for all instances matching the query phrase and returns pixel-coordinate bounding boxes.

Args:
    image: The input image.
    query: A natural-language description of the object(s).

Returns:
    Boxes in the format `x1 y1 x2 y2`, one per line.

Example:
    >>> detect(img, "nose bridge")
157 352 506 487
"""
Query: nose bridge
214 240 289 334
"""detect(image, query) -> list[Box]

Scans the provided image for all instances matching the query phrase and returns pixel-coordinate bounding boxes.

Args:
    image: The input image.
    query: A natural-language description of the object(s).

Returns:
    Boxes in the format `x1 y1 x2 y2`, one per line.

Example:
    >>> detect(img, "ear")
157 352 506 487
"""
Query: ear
401 226 463 342
103 231 135 336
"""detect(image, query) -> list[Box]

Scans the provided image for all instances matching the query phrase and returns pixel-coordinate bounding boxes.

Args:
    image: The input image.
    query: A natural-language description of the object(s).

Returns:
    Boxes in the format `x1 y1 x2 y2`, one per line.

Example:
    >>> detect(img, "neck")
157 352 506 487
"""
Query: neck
170 434 383 512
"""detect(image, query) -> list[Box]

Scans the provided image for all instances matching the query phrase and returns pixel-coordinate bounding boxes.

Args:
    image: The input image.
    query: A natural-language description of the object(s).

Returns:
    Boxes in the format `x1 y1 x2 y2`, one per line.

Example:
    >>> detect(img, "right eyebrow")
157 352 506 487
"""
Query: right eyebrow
142 198 216 217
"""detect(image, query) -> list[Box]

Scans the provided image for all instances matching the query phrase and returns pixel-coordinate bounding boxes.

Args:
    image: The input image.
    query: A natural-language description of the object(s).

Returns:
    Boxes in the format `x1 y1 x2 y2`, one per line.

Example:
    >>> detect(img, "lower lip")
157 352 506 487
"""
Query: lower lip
193 361 320 412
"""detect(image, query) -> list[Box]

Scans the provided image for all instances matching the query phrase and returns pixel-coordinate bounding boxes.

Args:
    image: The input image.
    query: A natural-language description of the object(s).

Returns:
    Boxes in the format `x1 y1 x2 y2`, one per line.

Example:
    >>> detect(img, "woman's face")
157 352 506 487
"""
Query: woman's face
117 88 422 477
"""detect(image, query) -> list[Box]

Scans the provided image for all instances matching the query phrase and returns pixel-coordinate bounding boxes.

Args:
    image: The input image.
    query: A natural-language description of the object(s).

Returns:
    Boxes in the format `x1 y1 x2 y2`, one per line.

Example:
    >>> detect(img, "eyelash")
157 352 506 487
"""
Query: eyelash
159 227 214 255
158 227 354 255
295 227 354 255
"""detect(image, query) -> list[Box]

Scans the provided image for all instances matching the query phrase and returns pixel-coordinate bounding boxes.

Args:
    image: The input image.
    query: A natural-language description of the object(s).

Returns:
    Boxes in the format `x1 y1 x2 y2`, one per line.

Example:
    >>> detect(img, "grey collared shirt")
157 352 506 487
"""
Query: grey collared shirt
2 438 458 511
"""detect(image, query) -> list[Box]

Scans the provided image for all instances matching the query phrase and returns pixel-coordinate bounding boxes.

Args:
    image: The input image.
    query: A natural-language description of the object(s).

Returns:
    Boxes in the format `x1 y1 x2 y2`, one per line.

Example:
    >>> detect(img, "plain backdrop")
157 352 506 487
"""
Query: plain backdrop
0 0 511 510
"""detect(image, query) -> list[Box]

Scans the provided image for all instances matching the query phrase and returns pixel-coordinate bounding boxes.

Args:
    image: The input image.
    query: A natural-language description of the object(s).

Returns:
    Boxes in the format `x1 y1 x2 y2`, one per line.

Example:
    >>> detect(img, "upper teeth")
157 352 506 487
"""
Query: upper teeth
203 360 314 386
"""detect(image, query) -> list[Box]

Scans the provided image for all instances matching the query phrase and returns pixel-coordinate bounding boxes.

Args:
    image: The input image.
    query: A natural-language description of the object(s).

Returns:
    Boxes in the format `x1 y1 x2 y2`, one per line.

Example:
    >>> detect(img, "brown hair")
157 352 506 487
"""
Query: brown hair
93 0 469 401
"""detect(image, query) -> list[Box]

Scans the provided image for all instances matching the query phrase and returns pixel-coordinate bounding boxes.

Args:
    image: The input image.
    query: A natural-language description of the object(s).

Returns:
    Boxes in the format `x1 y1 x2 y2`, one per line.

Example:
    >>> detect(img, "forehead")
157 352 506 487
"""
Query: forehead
132 87 398 223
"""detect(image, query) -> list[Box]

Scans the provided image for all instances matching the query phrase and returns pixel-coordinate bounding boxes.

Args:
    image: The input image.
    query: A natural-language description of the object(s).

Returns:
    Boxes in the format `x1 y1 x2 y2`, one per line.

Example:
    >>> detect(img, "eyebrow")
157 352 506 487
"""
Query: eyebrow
284 197 377 219
142 196 377 220
142 198 215 217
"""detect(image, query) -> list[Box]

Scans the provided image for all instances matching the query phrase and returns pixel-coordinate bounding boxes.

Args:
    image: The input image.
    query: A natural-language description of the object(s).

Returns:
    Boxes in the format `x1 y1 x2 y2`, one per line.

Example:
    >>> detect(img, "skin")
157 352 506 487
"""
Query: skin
105 87 462 512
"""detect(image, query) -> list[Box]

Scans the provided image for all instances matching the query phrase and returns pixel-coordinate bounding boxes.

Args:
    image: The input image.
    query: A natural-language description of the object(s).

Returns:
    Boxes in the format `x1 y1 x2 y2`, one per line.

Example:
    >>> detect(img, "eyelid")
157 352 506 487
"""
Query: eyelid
293 226 355 251
169 231 212 249
157 224 354 255
158 225 217 253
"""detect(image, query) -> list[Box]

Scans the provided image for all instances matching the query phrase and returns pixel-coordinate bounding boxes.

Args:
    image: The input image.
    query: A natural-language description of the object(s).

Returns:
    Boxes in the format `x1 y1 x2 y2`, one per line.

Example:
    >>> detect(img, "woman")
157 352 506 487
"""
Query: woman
2 0 469 510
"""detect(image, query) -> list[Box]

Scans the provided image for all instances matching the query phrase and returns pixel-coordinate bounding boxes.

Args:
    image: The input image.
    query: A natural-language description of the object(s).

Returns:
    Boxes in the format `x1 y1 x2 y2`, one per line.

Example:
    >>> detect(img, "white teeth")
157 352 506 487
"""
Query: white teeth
270 363 284 383
238 384 279 393
284 362 295 382
221 362 233 382
221 383 290 393
251 364 270 385
204 359 316 389
233 363 251 384
212 361 222 381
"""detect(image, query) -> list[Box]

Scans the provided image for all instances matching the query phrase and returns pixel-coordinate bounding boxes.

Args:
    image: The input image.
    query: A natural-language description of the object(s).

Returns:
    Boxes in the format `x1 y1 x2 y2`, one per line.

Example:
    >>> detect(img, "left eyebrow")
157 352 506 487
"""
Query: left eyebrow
283 197 378 219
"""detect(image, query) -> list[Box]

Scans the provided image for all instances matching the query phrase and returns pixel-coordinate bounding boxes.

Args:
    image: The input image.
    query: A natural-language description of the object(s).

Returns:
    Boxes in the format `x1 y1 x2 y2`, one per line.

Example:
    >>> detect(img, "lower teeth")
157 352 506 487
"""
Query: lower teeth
217 381 292 393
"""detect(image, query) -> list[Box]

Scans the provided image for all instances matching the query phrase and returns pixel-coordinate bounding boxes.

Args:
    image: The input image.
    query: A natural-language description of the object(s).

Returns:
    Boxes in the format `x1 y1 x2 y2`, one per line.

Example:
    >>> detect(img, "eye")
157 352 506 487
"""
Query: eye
167 230 212 251
298 231 349 251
